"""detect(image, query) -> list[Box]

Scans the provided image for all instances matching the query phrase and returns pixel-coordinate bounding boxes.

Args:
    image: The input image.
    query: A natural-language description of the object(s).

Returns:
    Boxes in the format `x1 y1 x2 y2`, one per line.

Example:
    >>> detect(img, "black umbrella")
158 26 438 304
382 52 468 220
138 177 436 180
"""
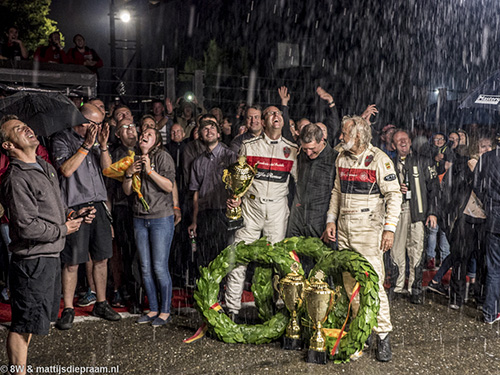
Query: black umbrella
0 91 87 137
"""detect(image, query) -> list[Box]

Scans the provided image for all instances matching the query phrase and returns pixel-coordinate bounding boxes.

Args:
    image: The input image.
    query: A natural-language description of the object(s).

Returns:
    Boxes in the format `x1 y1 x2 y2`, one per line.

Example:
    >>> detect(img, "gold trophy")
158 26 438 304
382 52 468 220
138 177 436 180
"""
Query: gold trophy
277 262 306 350
222 155 257 231
304 270 337 364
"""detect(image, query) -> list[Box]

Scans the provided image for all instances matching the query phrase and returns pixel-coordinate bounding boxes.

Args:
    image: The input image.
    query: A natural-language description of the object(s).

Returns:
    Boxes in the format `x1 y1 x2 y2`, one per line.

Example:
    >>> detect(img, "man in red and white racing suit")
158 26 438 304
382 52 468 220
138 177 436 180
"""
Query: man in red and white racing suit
322 115 401 362
225 106 298 318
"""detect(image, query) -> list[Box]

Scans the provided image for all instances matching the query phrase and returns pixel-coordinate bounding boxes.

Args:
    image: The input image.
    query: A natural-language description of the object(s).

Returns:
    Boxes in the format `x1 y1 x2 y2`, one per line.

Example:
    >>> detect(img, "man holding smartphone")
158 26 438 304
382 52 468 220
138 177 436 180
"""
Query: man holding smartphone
0 115 93 374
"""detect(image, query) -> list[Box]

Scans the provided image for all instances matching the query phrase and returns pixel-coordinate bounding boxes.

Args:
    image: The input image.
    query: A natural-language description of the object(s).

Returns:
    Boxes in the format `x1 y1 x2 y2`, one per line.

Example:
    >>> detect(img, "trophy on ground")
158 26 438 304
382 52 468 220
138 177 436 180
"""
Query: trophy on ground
222 155 257 231
304 270 337 364
277 262 306 350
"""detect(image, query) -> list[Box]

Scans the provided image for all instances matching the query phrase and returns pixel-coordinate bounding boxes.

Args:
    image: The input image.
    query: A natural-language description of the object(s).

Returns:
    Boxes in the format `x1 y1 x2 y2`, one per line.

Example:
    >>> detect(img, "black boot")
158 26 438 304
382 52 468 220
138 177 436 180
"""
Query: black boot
376 334 392 362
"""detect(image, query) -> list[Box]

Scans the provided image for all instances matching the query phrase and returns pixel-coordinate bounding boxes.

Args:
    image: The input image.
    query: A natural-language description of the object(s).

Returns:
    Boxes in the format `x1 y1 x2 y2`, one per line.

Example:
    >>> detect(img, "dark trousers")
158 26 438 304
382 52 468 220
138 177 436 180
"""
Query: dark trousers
483 232 500 321
449 216 485 307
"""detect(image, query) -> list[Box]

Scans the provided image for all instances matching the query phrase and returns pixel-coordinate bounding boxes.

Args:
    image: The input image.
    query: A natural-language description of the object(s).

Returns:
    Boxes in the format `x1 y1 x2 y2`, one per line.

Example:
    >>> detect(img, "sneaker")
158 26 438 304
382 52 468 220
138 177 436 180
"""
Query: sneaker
376 334 392 362
136 314 158 324
92 301 122 321
485 313 500 324
76 288 96 307
449 304 460 310
426 258 435 270
111 290 125 308
350 350 364 360
410 293 423 305
56 308 75 330
427 281 448 296
151 315 173 327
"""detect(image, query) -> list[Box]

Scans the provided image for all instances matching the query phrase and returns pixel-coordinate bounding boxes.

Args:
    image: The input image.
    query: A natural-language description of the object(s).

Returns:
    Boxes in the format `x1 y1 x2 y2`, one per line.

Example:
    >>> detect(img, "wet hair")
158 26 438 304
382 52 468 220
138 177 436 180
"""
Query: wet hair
6 25 18 33
391 128 410 144
0 115 20 154
72 34 84 44
198 114 221 133
245 105 262 118
342 115 372 147
49 31 60 40
112 105 132 120
300 123 323 144
140 127 163 155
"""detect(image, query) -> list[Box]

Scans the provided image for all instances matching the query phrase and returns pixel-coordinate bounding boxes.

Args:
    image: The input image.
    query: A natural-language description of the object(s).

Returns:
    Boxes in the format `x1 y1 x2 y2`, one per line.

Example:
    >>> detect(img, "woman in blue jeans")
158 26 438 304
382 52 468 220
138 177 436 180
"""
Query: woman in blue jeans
124 128 177 326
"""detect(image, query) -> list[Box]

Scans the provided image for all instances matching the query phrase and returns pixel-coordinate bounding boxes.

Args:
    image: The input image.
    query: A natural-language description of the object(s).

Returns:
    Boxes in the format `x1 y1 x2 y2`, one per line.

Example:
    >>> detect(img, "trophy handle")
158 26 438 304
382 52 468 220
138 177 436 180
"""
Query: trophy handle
273 275 281 294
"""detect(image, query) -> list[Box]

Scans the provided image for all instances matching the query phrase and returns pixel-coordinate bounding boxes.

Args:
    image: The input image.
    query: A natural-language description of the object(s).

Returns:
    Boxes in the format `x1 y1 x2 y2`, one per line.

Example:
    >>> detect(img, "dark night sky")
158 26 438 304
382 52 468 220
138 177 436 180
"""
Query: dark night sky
49 0 500 128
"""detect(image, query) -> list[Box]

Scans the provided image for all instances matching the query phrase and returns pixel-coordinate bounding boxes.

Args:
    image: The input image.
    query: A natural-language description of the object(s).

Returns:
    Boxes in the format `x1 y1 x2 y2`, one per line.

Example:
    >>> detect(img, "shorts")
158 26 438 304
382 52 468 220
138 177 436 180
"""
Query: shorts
60 202 112 265
10 257 61 335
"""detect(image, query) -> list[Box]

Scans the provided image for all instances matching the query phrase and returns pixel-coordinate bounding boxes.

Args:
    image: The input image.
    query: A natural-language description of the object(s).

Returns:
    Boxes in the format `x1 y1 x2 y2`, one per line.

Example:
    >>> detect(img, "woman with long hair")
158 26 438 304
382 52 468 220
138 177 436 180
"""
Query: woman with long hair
123 128 176 326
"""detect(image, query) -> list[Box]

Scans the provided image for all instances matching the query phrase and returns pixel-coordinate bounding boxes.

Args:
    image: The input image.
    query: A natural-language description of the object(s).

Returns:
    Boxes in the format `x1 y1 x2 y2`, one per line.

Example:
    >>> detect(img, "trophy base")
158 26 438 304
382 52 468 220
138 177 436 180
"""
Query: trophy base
282 337 302 351
227 217 244 231
306 349 328 364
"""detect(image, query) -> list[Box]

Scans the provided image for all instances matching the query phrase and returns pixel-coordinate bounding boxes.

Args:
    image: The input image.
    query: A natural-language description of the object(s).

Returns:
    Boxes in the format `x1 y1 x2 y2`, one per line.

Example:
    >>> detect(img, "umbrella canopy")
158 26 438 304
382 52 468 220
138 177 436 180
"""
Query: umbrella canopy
0 91 87 137
459 70 500 111
414 99 499 131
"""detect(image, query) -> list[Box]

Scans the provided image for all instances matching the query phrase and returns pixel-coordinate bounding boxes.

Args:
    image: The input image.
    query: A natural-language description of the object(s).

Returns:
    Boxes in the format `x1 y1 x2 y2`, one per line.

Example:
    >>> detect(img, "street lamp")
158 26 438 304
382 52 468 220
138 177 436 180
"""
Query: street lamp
119 9 131 23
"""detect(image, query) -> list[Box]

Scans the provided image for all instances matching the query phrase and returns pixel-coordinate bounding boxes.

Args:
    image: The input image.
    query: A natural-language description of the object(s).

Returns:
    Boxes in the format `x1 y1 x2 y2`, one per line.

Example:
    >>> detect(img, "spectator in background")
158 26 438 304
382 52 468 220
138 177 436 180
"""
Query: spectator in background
474 145 500 324
34 31 67 64
0 26 28 61
176 100 197 139
188 117 236 275
220 117 233 146
66 34 103 74
379 124 397 159
229 105 263 153
151 98 174 145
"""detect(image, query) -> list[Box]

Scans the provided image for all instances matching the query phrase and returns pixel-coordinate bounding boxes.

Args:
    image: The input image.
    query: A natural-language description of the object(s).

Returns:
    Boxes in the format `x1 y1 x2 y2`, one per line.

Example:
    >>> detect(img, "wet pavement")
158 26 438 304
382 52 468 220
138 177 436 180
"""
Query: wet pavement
1 289 499 375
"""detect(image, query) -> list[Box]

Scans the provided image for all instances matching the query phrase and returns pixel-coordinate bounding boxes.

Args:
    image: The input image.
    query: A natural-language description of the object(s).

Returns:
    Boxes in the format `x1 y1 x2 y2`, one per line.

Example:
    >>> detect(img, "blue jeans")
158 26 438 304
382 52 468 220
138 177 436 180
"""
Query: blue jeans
483 232 500 322
134 215 174 314
426 225 450 260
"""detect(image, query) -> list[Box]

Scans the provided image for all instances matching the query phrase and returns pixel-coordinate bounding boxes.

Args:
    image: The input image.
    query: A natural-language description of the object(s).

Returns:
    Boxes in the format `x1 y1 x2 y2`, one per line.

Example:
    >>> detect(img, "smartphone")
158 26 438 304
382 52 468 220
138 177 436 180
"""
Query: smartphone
73 209 92 219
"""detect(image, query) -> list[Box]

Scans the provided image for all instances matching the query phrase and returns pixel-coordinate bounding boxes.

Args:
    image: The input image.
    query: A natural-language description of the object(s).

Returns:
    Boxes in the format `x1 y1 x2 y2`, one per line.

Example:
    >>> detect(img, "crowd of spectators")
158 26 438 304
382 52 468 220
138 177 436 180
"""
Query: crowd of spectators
0 26 103 74
1 28 500 372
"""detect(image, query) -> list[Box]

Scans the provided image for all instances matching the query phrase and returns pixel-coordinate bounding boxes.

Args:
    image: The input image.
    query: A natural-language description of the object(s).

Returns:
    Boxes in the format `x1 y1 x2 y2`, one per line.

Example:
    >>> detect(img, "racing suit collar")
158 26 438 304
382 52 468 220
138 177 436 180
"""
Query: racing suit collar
345 143 373 165
262 132 282 144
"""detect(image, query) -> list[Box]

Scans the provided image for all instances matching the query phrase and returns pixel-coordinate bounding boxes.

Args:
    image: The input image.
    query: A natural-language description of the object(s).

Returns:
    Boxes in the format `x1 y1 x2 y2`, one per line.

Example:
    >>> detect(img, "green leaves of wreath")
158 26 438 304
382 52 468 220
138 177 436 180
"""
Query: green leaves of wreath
193 236 379 362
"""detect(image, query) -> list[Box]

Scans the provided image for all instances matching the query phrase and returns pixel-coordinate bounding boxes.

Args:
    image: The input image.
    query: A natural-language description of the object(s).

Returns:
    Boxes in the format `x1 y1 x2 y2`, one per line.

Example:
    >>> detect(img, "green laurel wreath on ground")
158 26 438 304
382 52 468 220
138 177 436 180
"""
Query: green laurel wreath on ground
193 236 379 362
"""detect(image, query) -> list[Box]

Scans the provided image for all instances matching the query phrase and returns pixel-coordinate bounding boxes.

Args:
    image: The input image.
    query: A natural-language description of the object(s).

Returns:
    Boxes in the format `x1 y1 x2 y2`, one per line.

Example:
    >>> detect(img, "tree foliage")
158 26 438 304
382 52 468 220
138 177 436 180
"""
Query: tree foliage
0 0 59 54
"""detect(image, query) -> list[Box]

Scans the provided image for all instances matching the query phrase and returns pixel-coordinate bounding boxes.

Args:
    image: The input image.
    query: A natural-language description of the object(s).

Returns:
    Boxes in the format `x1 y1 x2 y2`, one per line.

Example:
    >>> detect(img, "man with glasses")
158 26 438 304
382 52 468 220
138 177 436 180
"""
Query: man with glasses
225 106 298 321
51 103 121 330
106 118 141 311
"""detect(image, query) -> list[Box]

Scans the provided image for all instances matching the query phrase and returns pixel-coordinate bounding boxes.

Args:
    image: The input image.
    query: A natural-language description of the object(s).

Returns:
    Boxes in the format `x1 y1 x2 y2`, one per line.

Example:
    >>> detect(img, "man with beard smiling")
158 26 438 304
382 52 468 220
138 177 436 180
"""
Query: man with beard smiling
322 115 401 362
188 115 237 275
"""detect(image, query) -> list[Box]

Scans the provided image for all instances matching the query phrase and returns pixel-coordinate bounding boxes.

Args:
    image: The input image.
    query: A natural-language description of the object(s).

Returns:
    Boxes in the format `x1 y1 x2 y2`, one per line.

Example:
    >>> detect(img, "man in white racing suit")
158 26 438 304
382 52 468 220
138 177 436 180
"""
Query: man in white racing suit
225 106 298 319
322 115 402 362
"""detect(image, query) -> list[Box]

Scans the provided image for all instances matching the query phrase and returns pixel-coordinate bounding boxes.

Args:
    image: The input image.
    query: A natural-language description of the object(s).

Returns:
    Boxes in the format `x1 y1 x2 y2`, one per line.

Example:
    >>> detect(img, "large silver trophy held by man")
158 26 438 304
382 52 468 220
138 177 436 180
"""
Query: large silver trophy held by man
222 155 257 231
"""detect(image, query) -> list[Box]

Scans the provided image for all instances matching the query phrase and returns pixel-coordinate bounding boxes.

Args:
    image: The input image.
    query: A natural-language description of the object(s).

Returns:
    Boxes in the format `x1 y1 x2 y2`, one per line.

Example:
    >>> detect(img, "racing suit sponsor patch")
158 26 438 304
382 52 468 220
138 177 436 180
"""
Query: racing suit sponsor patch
365 155 374 166
385 162 391 170
283 146 291 158
384 173 397 181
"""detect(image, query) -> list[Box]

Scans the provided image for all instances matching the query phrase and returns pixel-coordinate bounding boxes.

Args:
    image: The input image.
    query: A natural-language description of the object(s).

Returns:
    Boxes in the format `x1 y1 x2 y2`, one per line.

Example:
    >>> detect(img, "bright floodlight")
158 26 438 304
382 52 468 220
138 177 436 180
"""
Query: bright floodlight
120 10 131 23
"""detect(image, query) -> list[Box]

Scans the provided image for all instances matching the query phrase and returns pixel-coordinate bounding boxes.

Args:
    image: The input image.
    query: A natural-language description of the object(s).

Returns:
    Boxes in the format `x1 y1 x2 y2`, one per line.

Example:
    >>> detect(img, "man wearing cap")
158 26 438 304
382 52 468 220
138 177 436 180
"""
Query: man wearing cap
188 114 237 273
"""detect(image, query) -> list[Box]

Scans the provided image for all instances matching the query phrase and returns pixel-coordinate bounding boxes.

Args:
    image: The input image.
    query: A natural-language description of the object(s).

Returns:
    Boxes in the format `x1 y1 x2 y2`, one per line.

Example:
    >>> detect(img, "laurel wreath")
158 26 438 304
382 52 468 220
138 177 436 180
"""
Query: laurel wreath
193 237 379 362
